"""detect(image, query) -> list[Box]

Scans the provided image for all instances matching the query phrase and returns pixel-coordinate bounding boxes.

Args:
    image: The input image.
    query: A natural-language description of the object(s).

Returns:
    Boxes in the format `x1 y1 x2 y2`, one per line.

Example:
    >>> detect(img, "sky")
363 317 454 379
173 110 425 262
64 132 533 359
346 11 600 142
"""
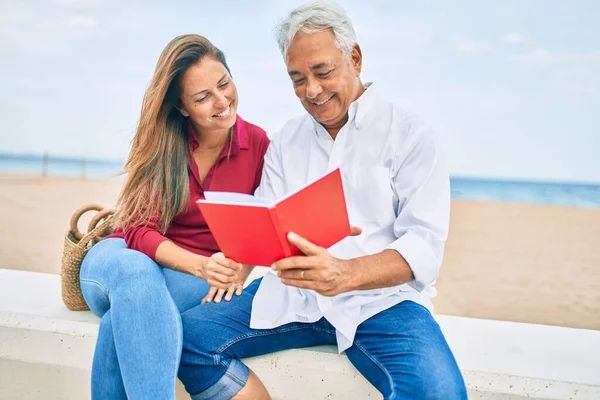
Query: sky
0 0 598 183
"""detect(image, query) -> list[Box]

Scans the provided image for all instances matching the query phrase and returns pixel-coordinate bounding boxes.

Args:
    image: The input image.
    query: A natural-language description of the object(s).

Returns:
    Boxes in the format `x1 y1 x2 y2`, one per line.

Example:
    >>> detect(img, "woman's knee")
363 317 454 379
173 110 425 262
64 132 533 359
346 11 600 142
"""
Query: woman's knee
81 244 165 306
85 245 161 282
81 238 128 281
118 250 162 277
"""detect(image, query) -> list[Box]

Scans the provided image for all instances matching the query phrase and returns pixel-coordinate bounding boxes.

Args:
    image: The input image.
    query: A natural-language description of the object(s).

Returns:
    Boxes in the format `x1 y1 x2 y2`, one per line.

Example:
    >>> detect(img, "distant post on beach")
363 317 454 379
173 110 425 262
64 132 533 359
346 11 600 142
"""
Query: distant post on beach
81 157 87 179
42 152 49 178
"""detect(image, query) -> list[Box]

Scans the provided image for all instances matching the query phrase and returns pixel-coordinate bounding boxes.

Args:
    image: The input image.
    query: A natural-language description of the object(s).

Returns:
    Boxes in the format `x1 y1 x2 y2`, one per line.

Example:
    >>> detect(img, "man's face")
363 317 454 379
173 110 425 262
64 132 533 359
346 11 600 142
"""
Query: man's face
286 29 363 134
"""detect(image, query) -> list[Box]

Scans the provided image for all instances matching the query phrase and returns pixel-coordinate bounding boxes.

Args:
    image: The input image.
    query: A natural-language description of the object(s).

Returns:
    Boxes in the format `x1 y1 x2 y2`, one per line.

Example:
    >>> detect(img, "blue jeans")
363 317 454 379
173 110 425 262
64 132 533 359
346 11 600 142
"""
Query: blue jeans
179 279 467 400
80 238 210 400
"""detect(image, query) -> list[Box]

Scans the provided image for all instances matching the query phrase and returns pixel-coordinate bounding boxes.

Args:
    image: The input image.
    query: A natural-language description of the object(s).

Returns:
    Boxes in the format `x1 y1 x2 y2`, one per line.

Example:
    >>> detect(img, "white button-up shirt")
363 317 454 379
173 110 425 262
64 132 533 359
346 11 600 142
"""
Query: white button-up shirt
251 83 450 352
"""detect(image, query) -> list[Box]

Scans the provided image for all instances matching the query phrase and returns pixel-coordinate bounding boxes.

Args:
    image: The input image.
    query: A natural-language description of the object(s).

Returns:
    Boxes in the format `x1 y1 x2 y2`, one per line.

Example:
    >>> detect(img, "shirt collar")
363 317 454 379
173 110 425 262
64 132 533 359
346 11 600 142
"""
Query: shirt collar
310 81 377 136
352 81 376 129
232 114 249 150
187 114 249 155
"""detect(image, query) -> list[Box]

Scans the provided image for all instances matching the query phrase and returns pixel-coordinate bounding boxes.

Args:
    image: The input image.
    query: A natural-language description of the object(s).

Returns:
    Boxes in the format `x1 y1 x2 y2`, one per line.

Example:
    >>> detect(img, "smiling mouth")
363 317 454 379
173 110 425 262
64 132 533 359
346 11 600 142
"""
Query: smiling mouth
213 105 231 118
311 94 334 106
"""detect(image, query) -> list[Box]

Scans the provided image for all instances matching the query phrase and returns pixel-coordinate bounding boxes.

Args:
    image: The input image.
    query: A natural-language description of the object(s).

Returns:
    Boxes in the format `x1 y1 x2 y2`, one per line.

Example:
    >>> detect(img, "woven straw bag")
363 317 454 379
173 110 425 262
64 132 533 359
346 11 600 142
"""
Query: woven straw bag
61 204 115 311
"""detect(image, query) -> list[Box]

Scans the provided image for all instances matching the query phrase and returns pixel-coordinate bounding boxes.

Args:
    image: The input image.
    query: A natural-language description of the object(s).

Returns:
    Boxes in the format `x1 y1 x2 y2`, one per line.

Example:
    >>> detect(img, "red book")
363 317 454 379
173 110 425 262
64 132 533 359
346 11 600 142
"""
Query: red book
196 168 351 266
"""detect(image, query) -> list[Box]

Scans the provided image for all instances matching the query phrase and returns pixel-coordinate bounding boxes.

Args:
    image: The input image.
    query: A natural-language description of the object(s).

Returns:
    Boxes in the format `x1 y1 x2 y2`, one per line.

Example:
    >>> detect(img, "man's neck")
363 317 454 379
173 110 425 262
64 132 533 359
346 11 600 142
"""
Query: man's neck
323 83 366 139
324 117 347 140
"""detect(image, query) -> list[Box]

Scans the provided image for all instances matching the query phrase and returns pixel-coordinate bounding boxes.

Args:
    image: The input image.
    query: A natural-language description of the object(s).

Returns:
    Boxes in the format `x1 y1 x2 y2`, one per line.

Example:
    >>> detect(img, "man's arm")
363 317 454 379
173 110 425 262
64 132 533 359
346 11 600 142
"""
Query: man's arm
384 120 450 292
254 130 286 200
344 249 414 290
272 233 412 296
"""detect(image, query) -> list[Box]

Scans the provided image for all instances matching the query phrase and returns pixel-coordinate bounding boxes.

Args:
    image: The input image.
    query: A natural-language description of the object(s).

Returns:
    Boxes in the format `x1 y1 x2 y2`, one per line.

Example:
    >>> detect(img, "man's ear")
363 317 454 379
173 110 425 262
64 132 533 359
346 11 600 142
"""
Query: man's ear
351 43 362 76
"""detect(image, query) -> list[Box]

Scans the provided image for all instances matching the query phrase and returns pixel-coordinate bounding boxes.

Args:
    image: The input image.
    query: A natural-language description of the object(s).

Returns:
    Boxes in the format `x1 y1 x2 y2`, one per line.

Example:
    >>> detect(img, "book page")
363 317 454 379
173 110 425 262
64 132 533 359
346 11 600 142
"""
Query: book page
201 169 341 208
200 191 272 207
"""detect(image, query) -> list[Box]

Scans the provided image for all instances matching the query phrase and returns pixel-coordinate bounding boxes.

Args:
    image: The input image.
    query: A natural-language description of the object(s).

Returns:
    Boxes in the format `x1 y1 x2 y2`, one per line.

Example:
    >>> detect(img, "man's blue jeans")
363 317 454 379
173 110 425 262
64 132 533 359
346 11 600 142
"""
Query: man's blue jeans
80 238 210 400
179 279 467 400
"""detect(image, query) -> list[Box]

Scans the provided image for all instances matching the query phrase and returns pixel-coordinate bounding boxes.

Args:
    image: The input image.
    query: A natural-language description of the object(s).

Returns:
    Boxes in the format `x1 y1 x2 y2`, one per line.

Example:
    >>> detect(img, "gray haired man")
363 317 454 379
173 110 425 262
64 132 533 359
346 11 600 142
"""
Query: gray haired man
178 1 467 399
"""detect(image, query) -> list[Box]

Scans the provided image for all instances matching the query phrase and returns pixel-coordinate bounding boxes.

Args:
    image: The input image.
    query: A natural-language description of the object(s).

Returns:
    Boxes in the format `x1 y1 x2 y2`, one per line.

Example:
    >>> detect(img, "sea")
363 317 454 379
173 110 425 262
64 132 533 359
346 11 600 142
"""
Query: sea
1 152 599 209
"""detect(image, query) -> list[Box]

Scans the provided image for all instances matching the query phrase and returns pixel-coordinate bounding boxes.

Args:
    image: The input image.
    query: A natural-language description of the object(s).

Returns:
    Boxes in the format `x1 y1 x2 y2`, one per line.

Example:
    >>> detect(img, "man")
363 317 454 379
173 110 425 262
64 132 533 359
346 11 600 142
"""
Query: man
178 1 467 399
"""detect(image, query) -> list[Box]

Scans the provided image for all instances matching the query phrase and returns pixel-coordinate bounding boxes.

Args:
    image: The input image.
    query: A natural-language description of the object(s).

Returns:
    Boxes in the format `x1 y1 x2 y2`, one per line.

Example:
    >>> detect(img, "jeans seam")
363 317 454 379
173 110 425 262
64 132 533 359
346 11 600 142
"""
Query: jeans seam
224 366 247 387
80 277 109 297
353 339 396 400
215 324 316 354
165 288 182 388
311 326 336 336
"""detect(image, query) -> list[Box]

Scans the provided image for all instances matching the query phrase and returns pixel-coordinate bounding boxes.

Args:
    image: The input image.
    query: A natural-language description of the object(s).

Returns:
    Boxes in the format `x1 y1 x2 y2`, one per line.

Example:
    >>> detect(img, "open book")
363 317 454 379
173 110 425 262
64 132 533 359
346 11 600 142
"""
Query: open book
196 168 351 266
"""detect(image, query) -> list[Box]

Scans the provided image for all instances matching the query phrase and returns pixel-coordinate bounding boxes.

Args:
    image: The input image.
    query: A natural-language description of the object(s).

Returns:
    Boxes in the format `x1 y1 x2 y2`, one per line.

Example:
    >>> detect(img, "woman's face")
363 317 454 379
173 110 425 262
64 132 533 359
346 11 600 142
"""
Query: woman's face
178 57 238 133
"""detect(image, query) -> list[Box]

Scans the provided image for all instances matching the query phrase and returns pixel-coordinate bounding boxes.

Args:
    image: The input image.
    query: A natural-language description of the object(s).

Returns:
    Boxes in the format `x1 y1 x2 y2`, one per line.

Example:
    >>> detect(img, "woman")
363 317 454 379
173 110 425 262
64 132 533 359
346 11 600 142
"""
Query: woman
79 34 269 399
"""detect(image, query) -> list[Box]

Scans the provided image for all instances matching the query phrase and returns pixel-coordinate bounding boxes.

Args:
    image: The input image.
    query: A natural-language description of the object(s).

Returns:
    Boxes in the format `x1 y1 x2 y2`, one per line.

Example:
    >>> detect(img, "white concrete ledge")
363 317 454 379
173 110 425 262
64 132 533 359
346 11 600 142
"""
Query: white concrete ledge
1 268 599 399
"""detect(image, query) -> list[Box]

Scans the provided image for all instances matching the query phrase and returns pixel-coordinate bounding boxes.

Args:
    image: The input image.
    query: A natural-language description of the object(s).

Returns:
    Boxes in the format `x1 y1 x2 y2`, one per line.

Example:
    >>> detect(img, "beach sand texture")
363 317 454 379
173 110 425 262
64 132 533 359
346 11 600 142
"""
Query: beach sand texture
1 174 598 330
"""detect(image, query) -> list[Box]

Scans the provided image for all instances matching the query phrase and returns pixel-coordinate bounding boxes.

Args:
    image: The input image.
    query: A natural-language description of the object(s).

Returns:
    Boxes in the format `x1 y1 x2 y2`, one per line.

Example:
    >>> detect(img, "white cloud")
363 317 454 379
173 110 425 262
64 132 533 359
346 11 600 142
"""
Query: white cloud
504 33 527 44
355 21 434 47
349 3 435 48
453 37 493 53
512 49 600 97
53 0 104 7
513 48 600 69
0 2 104 56
67 14 97 28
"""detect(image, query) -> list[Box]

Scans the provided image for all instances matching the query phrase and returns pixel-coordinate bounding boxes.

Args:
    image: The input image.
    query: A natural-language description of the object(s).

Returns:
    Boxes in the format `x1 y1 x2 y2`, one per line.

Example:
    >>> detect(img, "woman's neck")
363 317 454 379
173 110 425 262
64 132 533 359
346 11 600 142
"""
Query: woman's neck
192 122 231 151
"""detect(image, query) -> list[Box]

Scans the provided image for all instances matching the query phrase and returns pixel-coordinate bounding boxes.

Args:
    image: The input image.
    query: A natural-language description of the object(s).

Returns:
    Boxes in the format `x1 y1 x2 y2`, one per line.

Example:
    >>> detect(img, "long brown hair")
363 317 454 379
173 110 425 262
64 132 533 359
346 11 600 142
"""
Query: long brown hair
116 34 231 232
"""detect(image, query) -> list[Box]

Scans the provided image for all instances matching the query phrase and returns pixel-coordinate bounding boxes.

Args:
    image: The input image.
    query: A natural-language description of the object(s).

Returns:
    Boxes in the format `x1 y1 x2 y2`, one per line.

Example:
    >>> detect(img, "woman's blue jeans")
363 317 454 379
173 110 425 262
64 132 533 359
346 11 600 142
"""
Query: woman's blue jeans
80 238 210 400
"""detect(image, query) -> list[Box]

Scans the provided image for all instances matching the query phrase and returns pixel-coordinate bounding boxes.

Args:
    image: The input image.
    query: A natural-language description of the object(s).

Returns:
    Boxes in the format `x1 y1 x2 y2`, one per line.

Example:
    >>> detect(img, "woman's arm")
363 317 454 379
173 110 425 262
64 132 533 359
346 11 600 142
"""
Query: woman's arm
122 214 240 286
155 240 242 289
154 239 207 276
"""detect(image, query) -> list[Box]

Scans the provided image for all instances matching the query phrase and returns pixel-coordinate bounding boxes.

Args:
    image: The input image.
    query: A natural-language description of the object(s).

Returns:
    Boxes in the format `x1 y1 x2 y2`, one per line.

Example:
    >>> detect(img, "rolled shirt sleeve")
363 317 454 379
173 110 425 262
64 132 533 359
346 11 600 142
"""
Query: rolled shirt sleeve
386 119 450 291
253 131 271 191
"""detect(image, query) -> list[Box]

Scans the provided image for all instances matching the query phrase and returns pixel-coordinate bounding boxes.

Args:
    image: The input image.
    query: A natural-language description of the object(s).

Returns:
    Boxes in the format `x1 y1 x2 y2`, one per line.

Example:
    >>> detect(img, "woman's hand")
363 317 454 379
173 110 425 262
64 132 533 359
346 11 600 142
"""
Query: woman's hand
202 264 254 304
192 252 242 290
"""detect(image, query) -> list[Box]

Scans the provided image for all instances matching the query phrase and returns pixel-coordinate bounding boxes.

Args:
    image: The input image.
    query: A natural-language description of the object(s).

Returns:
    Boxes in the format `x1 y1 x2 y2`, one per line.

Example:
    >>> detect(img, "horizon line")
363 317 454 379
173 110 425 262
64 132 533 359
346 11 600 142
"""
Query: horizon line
1 150 599 187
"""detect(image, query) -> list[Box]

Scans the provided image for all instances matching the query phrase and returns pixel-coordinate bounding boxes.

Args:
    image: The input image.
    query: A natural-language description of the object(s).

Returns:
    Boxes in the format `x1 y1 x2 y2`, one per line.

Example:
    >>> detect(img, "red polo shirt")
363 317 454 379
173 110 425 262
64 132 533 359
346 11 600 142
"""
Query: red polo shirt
108 115 269 260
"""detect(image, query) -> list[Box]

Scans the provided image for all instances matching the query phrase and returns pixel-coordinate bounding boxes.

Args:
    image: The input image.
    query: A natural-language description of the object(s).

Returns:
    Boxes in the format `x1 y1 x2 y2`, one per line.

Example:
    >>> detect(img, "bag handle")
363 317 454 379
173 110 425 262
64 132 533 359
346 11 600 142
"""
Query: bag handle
70 204 103 241
78 212 115 248
87 208 115 242
69 204 115 243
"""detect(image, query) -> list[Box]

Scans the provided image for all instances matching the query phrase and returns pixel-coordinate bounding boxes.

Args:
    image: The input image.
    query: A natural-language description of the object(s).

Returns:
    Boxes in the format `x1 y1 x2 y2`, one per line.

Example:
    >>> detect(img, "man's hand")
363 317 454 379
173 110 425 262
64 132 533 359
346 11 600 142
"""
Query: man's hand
202 264 254 304
272 232 352 297
350 226 362 236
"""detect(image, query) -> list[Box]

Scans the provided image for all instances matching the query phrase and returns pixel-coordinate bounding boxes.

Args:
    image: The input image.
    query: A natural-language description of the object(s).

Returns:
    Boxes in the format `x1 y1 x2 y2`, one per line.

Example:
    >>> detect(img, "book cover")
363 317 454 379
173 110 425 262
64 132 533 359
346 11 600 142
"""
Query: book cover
196 168 351 266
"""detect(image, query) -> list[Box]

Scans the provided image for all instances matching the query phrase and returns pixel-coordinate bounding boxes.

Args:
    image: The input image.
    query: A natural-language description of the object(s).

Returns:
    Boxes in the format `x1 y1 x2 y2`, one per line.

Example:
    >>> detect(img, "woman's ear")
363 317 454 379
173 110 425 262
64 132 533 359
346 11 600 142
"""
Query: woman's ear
177 106 190 117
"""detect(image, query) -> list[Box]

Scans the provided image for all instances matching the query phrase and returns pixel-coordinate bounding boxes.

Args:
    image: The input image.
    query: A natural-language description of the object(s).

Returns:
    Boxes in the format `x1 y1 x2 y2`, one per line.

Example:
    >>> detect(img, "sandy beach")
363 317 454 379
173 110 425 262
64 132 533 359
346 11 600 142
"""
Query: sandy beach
1 174 599 331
